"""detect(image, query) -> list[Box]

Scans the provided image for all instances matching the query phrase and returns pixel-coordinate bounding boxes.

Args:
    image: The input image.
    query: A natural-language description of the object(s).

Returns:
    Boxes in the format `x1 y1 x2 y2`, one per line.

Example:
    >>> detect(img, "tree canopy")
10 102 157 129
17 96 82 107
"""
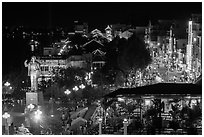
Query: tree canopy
102 32 152 86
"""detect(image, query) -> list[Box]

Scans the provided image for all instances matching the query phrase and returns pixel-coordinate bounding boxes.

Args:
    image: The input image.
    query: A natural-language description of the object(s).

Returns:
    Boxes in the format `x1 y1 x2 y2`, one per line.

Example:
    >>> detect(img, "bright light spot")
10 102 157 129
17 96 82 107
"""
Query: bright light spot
123 118 128 123
117 97 125 102
145 99 151 106
2 112 10 119
186 96 191 99
4 82 10 87
51 115 54 117
73 86 79 91
98 117 103 123
9 87 12 90
35 114 41 120
64 89 71 95
34 110 42 121
27 104 35 109
79 84 85 89
194 37 197 42
191 99 197 104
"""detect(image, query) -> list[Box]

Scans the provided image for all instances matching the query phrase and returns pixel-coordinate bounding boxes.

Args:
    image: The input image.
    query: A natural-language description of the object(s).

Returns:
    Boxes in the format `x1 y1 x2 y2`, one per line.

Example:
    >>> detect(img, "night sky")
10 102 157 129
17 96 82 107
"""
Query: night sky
2 2 202 76
3 2 202 29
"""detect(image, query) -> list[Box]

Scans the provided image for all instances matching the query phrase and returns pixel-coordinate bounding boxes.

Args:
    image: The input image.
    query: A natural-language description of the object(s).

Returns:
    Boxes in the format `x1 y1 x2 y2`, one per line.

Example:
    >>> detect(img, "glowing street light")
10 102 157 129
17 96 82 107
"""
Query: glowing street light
2 112 10 135
98 117 103 135
73 86 79 91
123 118 129 135
27 104 35 110
34 109 42 121
4 82 11 87
64 89 71 95
79 84 85 89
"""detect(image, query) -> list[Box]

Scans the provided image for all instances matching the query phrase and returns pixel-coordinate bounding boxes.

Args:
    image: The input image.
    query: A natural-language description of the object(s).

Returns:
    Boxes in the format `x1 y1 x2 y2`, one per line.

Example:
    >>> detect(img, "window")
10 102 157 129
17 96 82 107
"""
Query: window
40 66 44 71
44 66 49 72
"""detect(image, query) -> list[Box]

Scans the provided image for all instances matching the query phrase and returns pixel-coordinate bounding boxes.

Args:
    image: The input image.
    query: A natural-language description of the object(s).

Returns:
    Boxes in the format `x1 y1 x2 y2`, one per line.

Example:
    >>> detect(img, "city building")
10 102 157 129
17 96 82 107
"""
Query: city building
74 21 88 35
105 25 113 41
186 14 202 75
37 56 67 81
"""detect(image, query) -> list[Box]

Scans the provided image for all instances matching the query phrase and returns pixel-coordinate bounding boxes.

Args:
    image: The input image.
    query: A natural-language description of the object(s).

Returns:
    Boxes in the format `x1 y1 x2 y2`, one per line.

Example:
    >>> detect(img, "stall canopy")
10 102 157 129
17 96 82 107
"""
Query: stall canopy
104 83 202 98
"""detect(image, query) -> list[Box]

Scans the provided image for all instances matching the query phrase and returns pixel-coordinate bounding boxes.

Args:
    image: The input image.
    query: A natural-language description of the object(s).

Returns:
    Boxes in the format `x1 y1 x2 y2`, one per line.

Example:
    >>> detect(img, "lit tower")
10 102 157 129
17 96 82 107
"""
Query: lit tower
105 25 113 41
186 20 193 71
168 26 173 55
145 20 152 44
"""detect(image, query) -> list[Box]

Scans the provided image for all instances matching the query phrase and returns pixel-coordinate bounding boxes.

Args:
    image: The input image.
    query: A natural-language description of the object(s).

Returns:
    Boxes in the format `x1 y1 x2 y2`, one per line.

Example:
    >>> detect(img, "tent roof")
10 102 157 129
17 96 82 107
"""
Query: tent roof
104 83 202 98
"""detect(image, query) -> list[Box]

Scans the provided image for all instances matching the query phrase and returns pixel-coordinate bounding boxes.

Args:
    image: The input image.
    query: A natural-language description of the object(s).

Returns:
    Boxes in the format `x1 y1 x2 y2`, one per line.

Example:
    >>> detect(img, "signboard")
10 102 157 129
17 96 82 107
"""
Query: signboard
26 92 44 106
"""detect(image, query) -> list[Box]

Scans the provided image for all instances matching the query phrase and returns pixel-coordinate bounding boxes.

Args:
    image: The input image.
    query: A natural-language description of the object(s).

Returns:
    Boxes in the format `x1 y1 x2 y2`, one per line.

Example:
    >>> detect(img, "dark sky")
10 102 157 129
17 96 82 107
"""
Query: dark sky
3 2 202 29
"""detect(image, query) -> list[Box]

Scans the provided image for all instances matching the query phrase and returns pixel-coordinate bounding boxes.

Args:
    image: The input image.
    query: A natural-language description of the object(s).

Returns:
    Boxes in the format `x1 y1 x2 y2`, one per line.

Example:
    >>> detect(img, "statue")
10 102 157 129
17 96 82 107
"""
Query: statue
24 56 41 92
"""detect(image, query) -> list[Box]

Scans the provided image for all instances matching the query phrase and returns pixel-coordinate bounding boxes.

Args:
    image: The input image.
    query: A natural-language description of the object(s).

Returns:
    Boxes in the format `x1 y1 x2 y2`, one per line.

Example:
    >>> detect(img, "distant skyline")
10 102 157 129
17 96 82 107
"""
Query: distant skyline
2 2 202 76
3 2 202 30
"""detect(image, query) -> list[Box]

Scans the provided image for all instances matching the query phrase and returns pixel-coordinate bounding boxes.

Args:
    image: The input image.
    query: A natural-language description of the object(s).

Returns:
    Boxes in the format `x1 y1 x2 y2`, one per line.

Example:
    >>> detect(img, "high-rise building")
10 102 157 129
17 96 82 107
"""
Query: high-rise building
186 14 202 74
186 20 193 71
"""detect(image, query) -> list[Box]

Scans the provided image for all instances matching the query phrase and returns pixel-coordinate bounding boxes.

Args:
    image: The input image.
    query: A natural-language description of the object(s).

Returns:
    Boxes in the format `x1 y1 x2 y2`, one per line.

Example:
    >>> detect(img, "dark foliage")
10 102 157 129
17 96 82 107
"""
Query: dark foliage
102 33 152 85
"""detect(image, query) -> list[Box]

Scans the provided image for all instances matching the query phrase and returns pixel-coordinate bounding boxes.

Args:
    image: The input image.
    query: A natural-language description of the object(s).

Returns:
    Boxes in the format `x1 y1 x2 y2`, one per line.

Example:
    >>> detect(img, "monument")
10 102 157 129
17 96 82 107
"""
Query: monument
24 56 43 106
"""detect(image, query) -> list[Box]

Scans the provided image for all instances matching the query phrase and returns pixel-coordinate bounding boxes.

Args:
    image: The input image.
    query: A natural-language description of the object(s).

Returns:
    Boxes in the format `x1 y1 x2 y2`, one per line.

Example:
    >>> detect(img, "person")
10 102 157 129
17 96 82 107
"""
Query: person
24 56 41 92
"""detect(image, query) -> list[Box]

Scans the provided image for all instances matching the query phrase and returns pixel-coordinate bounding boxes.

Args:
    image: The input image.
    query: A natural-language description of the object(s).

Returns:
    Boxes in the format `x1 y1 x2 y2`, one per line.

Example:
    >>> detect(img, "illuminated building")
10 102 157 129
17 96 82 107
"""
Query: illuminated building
37 56 67 81
105 25 113 41
82 39 106 70
90 29 104 39
119 30 133 39
74 21 88 35
186 20 193 71
66 54 92 69
191 14 202 75
186 14 202 74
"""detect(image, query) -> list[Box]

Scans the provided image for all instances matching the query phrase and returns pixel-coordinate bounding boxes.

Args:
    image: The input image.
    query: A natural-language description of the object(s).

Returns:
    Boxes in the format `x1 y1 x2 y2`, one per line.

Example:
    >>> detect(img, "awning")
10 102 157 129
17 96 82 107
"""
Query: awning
104 83 202 98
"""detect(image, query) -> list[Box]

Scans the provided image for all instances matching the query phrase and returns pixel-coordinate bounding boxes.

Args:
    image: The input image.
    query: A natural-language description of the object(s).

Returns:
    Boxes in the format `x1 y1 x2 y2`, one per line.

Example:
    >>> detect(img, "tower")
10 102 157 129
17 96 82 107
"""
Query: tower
169 26 174 55
105 25 113 41
186 20 193 71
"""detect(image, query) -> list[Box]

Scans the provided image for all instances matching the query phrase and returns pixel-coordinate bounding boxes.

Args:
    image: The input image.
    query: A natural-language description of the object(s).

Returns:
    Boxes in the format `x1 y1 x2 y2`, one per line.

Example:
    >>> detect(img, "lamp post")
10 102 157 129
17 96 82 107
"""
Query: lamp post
64 89 71 95
123 118 128 135
4 82 11 87
34 109 42 122
98 117 103 135
2 112 10 135
27 104 35 111
73 86 79 91
79 84 85 89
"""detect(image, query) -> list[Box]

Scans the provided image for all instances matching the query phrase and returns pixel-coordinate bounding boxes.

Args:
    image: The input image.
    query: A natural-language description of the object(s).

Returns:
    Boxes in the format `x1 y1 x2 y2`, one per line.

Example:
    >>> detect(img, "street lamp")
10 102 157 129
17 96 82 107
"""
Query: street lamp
2 112 11 135
27 104 35 110
123 118 128 135
73 86 79 91
4 82 11 87
34 109 42 121
79 84 85 89
98 117 103 135
64 89 71 95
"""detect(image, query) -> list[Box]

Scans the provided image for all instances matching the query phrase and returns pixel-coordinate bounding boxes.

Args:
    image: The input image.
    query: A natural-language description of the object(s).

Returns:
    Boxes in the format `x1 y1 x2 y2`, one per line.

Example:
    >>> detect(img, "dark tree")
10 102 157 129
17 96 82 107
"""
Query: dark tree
102 33 152 87
118 32 152 73
54 67 87 89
